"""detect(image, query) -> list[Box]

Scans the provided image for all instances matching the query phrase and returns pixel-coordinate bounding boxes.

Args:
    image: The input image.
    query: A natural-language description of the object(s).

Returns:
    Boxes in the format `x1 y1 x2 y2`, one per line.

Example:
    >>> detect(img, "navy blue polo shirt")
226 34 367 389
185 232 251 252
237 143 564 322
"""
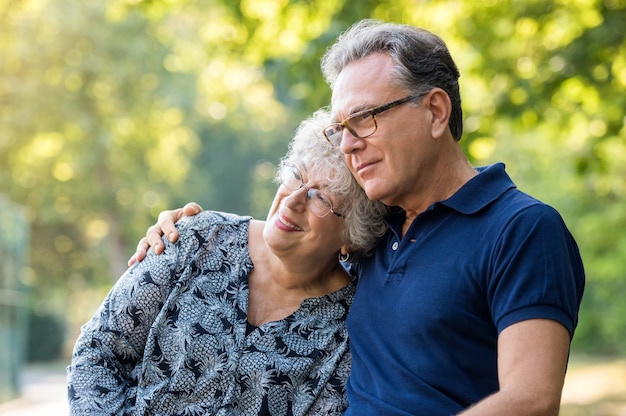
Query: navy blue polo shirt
344 163 585 416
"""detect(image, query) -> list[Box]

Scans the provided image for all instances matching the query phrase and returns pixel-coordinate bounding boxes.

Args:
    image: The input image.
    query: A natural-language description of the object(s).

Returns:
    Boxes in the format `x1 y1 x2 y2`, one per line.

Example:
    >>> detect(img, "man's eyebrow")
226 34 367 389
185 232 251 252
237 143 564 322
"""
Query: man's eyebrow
350 104 375 114
331 103 377 122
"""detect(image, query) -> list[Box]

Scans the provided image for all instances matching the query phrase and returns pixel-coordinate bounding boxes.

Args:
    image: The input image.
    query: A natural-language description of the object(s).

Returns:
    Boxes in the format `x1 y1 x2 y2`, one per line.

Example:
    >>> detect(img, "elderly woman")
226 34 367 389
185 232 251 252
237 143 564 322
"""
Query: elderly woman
67 110 389 416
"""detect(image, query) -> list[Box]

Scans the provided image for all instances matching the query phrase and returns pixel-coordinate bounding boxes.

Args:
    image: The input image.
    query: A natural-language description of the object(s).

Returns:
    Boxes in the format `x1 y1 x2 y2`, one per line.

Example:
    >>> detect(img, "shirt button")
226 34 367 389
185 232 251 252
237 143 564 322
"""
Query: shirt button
392 241 399 251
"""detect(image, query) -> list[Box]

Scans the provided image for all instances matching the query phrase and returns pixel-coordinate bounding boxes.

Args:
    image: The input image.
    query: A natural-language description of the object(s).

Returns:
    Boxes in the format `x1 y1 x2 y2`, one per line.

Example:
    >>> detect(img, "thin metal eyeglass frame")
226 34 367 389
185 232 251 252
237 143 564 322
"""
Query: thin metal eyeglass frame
280 163 344 218
323 94 423 146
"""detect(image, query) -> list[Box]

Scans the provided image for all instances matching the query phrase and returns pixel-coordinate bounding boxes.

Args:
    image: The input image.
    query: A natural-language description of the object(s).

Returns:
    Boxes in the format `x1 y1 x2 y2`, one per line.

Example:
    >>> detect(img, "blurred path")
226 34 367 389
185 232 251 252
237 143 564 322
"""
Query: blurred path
560 357 626 416
0 361 68 416
0 356 625 415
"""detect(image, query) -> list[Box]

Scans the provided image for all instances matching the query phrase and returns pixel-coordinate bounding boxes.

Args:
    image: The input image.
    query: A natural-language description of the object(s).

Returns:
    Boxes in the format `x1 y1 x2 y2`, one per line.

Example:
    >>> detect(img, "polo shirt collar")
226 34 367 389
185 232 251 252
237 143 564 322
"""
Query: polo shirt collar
439 162 516 215
386 163 517 228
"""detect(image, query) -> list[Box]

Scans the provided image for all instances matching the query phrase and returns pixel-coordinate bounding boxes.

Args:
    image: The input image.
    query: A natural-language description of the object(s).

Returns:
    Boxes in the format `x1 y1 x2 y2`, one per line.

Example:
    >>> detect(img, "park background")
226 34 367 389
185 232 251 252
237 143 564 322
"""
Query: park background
1 0 625 414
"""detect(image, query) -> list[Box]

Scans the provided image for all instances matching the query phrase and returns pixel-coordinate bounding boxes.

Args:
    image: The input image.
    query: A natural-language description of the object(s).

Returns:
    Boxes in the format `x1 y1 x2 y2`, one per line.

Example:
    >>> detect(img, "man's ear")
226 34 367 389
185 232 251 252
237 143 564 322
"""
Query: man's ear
426 88 452 139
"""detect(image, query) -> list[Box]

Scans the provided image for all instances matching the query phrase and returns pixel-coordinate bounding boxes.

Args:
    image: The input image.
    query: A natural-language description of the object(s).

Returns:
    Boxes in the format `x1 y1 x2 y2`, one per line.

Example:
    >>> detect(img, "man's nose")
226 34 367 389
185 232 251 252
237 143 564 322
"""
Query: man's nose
339 129 365 154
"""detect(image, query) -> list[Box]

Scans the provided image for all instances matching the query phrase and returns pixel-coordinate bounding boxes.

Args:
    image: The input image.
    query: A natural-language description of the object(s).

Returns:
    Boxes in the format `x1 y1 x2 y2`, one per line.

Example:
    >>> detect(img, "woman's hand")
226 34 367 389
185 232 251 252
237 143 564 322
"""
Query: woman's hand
127 202 203 266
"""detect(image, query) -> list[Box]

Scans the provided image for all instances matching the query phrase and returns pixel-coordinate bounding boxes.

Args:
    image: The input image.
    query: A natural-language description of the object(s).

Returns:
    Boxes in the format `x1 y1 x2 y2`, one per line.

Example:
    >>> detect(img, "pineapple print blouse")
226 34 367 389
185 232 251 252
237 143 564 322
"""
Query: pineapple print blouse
67 211 353 415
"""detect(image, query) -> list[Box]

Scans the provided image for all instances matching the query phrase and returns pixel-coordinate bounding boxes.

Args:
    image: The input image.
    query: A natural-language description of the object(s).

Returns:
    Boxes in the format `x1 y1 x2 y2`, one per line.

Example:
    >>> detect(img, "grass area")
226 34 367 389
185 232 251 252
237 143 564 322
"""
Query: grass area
560 355 626 415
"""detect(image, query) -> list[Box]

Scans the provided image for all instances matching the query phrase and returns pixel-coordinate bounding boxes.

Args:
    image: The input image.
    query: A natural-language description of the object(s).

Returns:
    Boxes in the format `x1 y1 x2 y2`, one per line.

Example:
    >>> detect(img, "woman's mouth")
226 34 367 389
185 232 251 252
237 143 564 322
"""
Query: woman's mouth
275 214 302 231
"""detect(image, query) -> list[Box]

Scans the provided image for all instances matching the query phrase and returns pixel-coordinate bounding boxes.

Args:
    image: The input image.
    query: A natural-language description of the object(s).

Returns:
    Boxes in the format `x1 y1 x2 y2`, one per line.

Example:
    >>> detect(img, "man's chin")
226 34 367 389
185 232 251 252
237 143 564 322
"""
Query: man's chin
362 183 385 202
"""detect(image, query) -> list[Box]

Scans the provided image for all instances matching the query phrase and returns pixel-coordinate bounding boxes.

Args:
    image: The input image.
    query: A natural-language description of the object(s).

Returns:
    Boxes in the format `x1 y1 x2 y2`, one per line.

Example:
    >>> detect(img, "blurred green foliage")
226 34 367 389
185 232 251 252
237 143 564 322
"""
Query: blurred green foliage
0 0 624 357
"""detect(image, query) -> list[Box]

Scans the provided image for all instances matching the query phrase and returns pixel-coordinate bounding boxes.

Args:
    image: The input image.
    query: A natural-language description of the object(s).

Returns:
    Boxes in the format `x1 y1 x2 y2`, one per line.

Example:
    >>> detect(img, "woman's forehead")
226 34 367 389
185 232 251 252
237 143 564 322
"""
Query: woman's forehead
297 162 328 183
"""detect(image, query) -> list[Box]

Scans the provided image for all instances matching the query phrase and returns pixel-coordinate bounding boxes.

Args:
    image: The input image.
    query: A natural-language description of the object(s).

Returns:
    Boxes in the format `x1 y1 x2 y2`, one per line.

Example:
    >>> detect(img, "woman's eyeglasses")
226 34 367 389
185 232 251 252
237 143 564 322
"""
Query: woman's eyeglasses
278 164 344 218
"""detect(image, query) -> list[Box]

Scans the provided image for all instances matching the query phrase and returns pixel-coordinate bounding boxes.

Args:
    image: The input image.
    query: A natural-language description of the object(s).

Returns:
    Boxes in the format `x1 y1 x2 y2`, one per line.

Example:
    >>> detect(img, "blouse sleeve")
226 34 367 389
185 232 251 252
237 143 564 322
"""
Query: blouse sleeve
66 239 183 414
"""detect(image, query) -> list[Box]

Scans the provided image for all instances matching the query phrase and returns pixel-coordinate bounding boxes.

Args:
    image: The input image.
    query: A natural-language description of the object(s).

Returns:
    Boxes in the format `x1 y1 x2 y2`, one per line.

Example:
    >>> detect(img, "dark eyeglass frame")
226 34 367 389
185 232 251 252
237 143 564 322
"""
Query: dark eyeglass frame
323 94 423 146
279 163 344 218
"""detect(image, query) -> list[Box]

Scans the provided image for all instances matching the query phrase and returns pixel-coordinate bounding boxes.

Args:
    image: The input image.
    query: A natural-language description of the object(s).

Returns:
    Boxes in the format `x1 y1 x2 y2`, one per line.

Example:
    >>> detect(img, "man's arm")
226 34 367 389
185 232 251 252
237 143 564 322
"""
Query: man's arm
459 318 570 416
127 202 203 265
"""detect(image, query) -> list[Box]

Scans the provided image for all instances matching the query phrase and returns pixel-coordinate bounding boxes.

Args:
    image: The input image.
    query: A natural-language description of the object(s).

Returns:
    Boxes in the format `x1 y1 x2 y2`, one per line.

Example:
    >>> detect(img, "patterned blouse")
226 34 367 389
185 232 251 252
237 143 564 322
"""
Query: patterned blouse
67 211 353 415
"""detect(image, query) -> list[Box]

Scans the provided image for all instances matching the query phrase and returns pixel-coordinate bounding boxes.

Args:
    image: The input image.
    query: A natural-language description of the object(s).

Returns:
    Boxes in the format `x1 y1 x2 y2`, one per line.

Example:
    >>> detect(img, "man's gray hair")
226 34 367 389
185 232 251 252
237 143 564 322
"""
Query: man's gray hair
321 19 464 141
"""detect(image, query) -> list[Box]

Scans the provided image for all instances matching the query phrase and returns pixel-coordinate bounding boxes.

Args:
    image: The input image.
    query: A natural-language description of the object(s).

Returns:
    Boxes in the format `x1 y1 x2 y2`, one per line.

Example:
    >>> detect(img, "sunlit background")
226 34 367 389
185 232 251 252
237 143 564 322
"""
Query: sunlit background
1 0 625 414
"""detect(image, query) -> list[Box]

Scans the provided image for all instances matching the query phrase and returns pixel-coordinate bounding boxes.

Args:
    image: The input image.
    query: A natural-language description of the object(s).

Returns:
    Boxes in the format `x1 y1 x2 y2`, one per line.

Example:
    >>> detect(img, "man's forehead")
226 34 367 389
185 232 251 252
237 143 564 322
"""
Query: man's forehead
329 55 398 118
330 84 379 118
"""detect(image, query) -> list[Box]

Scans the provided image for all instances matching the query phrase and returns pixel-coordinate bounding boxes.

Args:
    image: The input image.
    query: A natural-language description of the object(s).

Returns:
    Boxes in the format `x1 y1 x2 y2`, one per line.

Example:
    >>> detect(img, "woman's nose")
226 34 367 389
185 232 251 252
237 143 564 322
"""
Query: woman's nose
283 185 308 212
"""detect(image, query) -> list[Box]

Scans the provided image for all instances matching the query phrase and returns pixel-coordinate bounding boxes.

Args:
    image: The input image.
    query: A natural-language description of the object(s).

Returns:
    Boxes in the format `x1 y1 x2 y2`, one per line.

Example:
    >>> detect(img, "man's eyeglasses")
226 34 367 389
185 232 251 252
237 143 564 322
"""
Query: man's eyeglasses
278 163 344 218
323 94 423 146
